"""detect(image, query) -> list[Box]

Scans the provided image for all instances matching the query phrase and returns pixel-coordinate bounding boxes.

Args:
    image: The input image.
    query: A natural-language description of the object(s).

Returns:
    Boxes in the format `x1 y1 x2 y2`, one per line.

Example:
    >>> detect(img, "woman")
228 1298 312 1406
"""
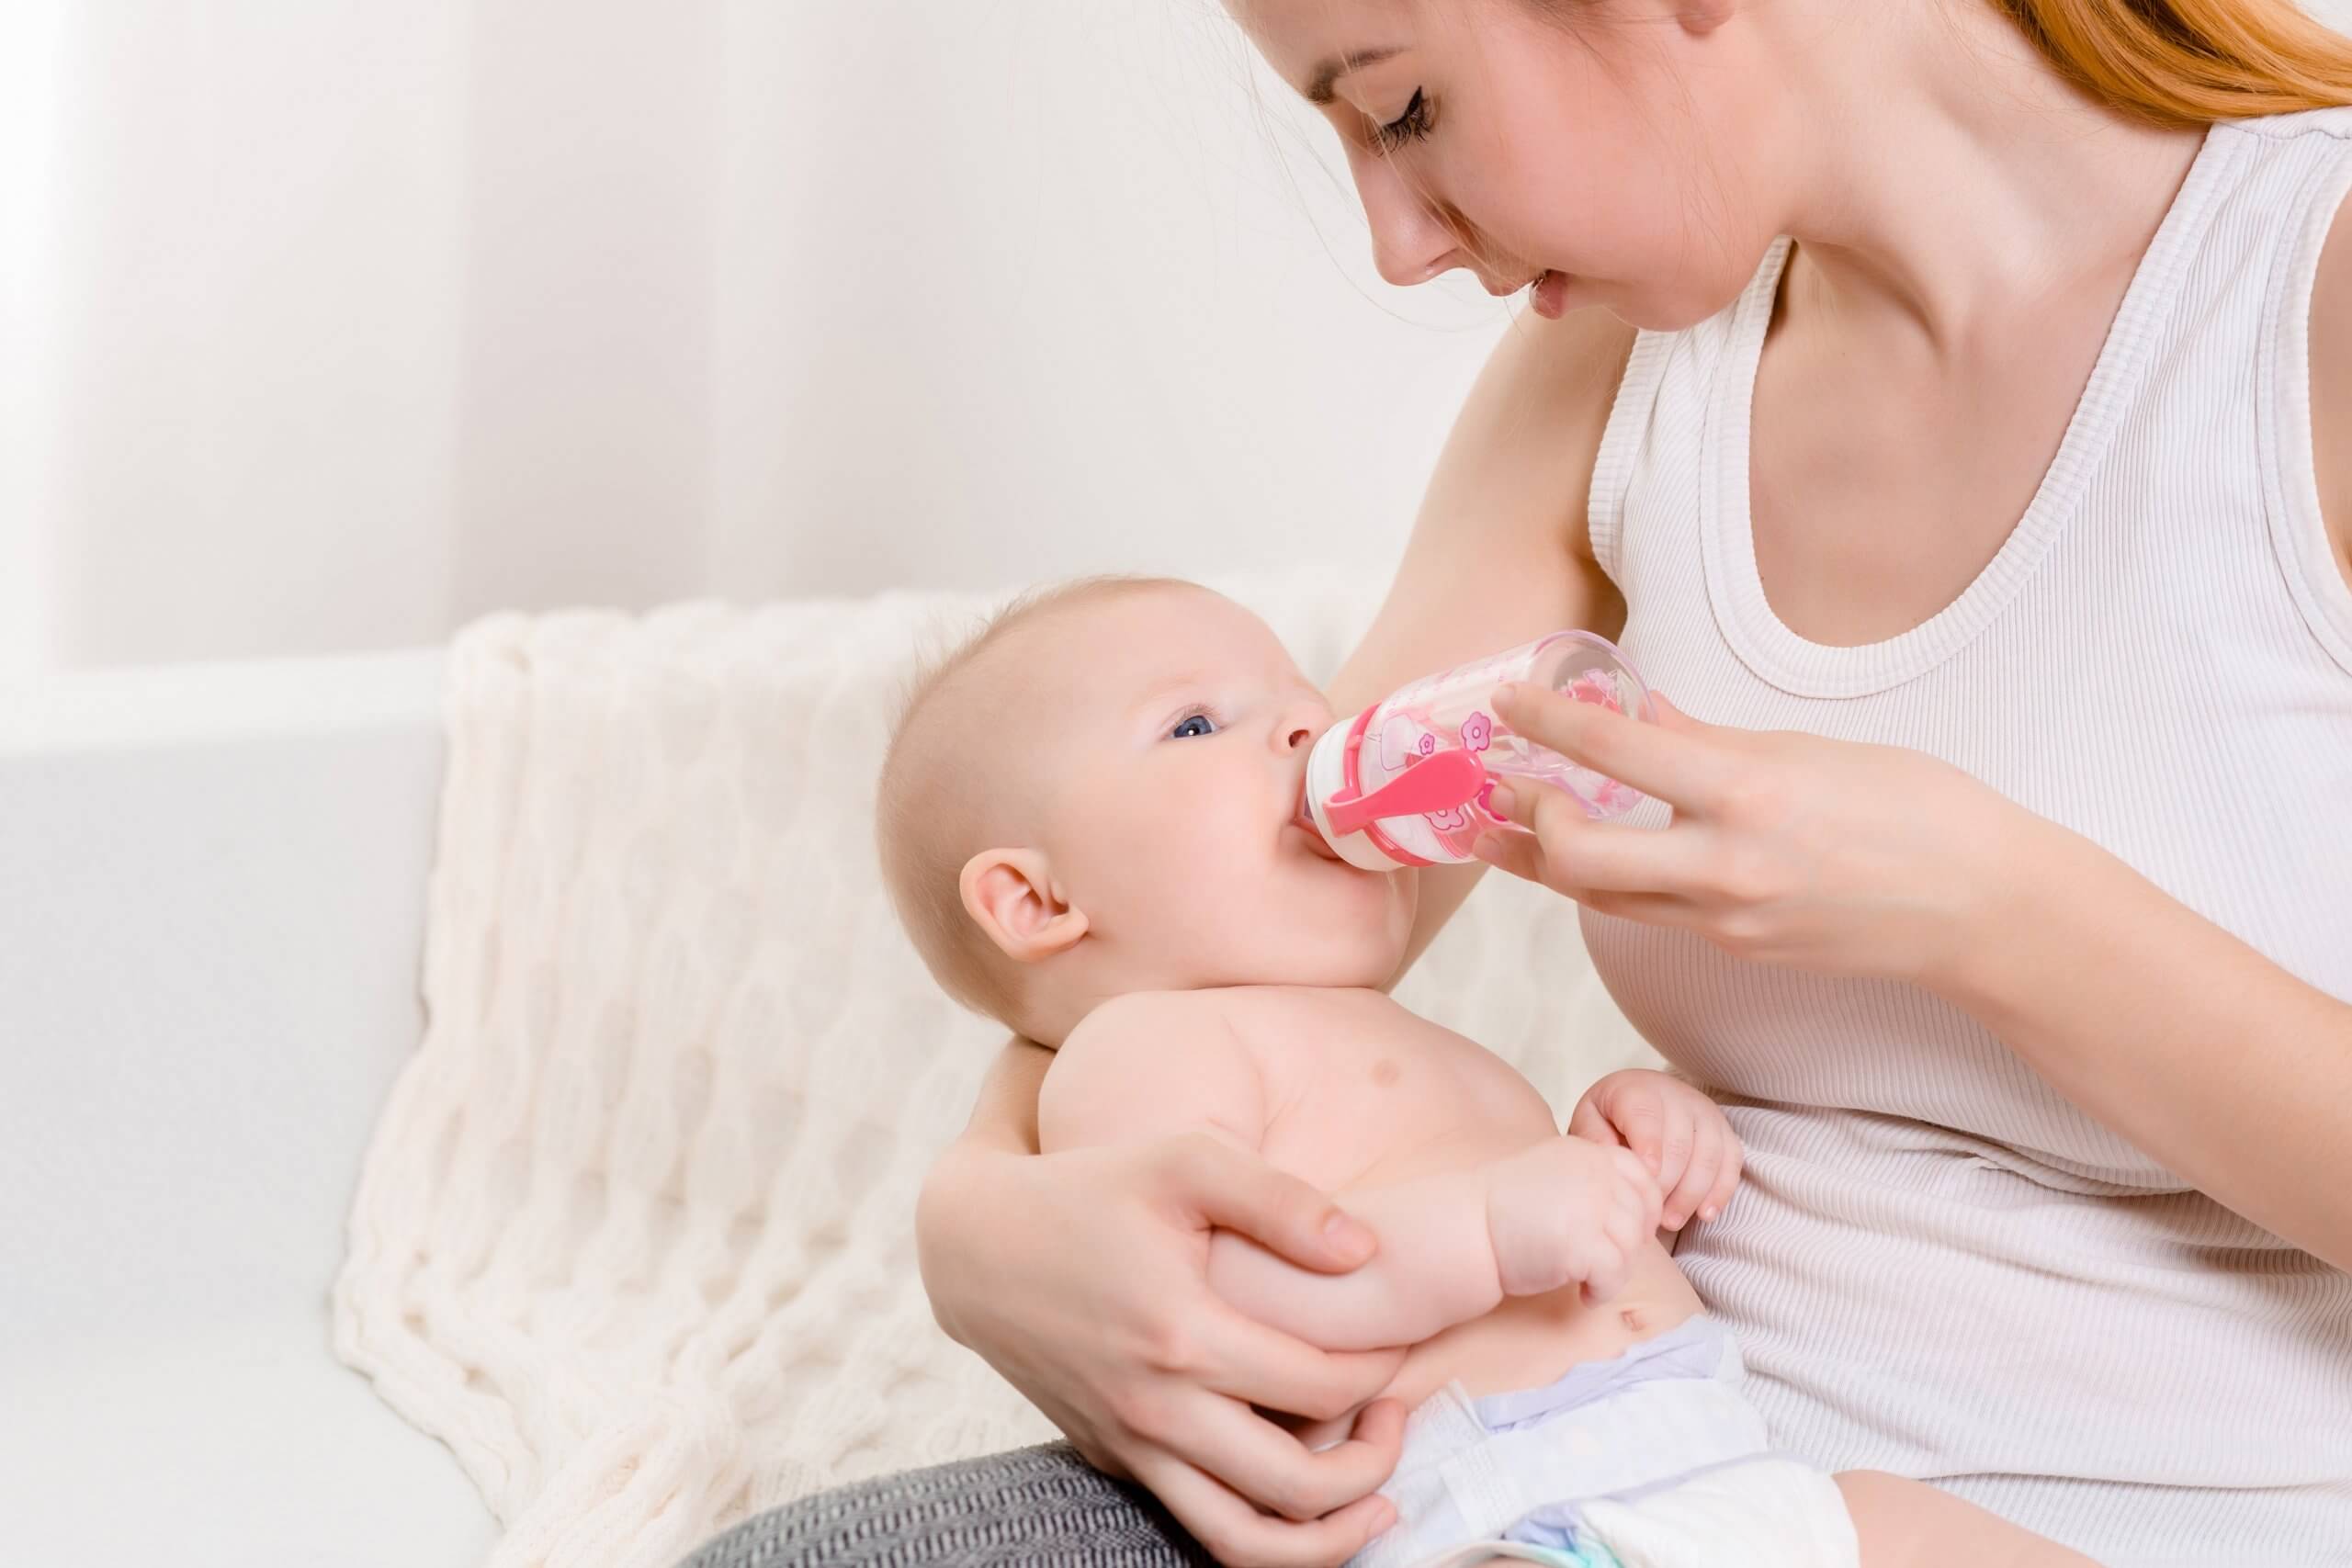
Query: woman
690 0 2352 1562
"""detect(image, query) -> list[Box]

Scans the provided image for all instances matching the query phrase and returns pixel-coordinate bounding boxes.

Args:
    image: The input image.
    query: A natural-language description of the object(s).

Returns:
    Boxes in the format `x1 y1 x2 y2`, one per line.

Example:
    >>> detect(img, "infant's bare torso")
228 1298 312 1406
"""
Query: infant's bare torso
1216 987 1702 1432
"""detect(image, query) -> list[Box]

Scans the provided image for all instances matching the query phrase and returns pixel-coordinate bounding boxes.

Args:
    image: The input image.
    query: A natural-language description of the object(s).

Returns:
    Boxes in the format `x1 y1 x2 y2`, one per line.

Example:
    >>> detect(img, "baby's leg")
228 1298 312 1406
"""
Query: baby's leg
1836 1472 2103 1568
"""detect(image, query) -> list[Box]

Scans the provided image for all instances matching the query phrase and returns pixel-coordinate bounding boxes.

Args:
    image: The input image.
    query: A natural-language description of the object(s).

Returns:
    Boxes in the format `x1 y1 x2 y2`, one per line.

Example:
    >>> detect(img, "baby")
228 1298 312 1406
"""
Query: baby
877 577 2085 1568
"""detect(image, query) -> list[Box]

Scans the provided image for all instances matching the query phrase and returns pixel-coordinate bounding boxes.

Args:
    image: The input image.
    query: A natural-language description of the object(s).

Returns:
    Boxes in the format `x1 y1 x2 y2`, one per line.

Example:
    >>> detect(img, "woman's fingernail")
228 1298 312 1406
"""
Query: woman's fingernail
1700 1205 1718 1222
1487 784 1516 818
1325 1212 1372 1252
1491 682 1521 711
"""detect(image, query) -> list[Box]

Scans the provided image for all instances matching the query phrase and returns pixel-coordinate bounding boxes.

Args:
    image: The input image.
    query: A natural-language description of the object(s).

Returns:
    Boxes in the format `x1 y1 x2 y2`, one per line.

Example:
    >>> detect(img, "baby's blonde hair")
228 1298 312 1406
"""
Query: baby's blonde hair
875 575 1197 1030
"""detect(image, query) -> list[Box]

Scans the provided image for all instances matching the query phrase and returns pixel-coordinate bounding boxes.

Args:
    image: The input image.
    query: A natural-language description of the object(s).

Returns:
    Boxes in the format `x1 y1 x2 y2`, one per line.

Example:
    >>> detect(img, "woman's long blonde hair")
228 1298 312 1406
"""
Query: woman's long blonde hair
1996 0 2352 125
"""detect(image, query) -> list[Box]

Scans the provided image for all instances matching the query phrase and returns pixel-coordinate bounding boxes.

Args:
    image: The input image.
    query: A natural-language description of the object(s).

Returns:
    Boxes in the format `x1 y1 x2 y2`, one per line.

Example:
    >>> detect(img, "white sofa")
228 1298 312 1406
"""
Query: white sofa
1 649 497 1565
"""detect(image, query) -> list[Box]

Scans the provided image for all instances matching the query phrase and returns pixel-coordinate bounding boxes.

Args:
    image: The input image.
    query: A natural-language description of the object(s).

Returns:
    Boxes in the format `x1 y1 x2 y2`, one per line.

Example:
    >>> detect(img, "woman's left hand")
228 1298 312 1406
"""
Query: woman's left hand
1472 682 2034 988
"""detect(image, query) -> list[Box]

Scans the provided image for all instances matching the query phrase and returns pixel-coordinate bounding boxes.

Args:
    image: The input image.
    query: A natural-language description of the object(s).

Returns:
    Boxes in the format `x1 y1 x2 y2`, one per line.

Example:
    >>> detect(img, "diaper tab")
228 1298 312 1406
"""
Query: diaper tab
1354 1382 1527 1568
1434 1420 1529 1540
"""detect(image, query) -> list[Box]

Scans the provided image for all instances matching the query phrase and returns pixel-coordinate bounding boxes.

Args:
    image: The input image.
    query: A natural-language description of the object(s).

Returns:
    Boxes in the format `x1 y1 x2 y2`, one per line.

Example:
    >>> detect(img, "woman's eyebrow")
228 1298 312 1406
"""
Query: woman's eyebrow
1304 47 1403 106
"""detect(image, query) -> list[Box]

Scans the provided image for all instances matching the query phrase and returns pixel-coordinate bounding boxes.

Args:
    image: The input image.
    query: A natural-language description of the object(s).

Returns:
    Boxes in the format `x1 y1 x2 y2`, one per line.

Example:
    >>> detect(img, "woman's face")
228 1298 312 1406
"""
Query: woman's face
1229 0 1786 330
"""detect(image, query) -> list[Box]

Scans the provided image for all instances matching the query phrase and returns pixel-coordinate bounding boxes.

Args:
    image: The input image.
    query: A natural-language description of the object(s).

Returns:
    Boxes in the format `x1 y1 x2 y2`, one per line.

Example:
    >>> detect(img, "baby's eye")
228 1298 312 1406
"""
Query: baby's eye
1169 713 1218 739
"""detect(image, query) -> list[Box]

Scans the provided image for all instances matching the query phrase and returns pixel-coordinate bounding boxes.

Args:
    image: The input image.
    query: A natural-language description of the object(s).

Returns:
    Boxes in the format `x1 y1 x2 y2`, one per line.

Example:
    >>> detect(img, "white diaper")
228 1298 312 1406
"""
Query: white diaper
1347 1316 1858 1568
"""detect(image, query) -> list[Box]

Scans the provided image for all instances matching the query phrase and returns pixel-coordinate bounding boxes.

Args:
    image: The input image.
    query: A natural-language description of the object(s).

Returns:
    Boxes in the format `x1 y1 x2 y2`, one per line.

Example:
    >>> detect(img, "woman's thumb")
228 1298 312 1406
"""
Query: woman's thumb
1649 691 1703 732
1176 1136 1374 1273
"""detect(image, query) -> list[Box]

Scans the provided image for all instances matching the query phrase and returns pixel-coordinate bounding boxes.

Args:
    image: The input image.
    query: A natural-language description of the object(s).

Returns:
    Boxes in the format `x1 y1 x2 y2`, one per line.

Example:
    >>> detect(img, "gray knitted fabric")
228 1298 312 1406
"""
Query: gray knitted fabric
676 1445 1208 1568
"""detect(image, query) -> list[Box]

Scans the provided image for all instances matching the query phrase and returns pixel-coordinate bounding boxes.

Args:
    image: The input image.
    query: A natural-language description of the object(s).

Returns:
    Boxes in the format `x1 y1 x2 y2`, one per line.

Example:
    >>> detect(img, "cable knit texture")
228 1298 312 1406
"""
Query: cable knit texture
331 572 1657 1568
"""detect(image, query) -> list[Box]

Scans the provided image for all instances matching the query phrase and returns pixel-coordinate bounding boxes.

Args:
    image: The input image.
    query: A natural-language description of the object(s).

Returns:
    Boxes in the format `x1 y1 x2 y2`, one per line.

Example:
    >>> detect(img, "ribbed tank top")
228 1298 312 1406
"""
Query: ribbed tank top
1583 110 2352 1562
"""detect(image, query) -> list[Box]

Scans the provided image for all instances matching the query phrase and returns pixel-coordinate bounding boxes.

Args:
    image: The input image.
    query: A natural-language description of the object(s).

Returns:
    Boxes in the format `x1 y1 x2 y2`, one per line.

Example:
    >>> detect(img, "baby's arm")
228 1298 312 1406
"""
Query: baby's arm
1040 993 1660 1353
1209 1133 1663 1352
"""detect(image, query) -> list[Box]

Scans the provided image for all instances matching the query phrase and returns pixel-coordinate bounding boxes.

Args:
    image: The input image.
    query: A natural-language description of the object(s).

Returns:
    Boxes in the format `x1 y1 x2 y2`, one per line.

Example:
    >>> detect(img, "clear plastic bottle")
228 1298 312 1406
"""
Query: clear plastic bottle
1300 630 1654 873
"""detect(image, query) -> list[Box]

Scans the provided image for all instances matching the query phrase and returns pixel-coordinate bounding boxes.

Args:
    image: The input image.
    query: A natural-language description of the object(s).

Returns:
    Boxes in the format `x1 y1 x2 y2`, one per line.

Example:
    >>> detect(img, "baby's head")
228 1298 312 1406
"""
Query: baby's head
877 578 1418 1043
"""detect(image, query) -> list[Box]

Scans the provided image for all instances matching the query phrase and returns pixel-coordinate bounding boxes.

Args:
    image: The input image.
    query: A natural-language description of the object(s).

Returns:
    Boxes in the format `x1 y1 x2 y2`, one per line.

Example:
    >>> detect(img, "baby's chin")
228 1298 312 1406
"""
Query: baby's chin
1094 864 1415 996
1245 884 1417 989
1136 915 1409 997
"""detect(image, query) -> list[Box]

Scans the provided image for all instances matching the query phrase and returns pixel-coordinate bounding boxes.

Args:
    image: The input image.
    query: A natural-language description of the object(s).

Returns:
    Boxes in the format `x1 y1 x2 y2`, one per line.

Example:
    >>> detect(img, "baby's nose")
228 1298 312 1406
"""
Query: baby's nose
1285 726 1311 750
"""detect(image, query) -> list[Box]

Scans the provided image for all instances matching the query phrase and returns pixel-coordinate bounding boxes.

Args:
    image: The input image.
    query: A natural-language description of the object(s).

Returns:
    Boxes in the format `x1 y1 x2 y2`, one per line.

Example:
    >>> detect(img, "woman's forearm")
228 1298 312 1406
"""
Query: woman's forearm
1949 818 2352 1271
915 1037 1051 1345
961 1036 1053 1156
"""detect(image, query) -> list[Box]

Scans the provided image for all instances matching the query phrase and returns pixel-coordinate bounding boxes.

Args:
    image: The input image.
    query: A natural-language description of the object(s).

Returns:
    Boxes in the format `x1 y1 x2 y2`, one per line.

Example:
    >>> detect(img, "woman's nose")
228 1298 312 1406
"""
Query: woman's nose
1351 150 1459 288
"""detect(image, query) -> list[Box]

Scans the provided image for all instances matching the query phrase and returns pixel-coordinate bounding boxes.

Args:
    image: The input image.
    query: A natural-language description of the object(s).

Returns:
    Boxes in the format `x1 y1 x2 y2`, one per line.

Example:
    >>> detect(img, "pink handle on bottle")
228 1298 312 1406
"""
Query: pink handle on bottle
1320 747 1487 839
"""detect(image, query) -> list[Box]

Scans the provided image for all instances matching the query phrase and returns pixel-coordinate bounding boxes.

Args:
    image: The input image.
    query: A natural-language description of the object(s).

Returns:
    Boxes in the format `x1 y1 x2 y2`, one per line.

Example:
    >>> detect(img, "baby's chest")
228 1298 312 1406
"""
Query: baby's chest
1249 1008 1558 1191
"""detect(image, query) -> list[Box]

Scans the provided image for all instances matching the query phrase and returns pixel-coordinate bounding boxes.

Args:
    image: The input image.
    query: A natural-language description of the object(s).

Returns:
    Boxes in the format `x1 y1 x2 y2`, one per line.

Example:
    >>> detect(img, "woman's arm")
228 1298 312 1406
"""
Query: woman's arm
1952 818 2352 1272
1327 307 1636 979
1474 686 2352 1272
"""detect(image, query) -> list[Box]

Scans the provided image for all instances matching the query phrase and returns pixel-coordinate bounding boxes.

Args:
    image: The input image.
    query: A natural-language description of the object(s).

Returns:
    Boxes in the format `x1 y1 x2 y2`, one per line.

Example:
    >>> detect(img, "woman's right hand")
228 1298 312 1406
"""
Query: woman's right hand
917 1132 1411 1568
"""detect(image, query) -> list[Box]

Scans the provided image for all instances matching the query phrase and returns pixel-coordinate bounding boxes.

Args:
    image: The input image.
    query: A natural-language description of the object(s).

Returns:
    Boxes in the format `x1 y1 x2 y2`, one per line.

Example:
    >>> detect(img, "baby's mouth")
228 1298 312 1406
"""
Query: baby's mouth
1290 788 1344 862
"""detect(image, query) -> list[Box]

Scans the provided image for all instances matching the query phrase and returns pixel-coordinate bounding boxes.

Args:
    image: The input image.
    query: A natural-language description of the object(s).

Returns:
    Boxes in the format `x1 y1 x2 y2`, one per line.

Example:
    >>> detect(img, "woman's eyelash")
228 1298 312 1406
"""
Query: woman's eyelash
1374 89 1433 152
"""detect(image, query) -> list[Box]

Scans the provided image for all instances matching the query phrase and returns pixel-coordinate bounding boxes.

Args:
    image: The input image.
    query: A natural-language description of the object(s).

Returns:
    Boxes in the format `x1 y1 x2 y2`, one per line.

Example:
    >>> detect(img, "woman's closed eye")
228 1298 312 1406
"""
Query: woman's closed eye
1372 88 1433 152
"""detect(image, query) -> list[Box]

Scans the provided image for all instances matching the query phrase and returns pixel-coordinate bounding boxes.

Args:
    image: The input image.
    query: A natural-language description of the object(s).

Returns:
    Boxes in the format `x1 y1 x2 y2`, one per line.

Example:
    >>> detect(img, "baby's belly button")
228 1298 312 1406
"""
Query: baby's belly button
1396 1274 1703 1404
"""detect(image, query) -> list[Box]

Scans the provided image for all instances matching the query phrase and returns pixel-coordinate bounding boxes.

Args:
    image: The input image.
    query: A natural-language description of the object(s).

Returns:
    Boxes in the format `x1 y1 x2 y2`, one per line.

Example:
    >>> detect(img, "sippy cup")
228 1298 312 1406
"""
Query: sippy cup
1299 631 1654 873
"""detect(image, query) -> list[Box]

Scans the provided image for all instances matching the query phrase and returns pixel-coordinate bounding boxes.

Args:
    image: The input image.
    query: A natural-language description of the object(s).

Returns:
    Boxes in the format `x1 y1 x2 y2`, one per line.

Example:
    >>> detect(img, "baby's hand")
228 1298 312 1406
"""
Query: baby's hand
1482 1135 1663 1306
1569 1068 1744 1231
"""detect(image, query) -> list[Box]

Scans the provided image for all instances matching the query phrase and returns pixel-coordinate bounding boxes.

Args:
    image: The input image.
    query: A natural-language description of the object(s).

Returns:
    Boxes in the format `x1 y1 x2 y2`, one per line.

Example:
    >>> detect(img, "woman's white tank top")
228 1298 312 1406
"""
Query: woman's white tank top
1584 109 2352 1562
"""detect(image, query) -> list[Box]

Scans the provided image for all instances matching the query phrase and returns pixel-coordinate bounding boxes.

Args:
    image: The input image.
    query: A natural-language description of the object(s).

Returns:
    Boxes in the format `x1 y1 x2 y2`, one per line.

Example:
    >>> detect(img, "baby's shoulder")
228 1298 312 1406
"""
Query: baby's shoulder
1042 990 1268 1153
1060 987 1244 1061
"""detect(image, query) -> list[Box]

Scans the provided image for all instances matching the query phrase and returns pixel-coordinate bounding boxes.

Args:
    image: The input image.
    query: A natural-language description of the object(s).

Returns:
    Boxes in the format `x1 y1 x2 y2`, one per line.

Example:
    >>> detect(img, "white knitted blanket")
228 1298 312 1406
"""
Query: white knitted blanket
332 573 1657 1568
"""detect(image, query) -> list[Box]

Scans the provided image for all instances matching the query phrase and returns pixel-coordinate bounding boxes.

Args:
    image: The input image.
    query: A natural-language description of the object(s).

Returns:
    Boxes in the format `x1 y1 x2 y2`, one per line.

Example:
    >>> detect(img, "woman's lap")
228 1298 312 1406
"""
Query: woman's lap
677 1443 1212 1568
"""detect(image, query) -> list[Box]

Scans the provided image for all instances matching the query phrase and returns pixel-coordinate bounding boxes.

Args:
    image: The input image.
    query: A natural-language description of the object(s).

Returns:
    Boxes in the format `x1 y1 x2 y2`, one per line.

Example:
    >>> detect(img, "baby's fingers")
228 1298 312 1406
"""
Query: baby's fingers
1657 1099 1703 1203
1664 1122 1723 1231
1603 1084 1670 1179
1609 1145 1665 1235
1701 1132 1744 1224
1576 1235 1632 1306
1602 1187 1650 1266
1567 1096 1618 1149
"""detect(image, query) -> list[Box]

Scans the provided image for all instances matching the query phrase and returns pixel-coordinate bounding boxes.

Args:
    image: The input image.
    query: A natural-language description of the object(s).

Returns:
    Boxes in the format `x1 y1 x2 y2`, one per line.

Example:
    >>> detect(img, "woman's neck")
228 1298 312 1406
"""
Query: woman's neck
1761 0 2206 355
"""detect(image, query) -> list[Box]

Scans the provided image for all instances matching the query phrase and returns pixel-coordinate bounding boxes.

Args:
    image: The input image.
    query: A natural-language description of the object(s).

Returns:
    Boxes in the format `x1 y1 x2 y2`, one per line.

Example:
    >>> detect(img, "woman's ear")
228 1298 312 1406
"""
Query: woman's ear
959 848 1090 964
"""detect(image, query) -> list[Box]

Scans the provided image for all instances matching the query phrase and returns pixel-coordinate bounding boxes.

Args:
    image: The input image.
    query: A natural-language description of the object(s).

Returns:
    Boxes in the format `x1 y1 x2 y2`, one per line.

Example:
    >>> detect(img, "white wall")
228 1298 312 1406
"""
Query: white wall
0 0 1513 676
21 2 2351 678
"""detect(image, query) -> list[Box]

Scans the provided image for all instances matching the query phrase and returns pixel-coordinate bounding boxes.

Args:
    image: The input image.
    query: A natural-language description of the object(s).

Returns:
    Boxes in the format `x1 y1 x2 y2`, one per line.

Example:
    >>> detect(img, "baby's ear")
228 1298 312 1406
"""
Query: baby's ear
959 848 1089 964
